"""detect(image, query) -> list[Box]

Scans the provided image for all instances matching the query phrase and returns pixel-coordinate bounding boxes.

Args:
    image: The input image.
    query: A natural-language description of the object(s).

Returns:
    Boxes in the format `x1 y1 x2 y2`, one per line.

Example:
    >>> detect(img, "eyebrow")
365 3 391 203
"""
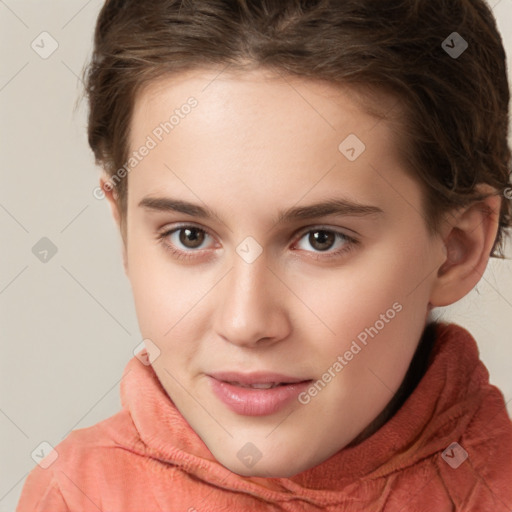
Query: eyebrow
138 196 383 224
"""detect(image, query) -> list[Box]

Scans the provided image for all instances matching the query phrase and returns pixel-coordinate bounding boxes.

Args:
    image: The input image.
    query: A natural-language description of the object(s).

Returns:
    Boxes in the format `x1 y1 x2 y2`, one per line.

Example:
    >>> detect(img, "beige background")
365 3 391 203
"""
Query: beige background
1 1 511 510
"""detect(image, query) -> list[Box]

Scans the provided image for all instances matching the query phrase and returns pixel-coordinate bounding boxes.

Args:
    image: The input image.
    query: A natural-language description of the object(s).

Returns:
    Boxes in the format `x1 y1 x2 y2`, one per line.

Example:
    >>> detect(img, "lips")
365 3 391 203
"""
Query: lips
209 371 310 386
207 371 313 416
228 382 283 389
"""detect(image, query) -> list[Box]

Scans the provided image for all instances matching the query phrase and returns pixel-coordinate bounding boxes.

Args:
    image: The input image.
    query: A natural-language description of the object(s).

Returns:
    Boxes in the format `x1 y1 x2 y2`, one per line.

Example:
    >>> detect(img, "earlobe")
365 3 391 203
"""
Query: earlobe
429 187 501 307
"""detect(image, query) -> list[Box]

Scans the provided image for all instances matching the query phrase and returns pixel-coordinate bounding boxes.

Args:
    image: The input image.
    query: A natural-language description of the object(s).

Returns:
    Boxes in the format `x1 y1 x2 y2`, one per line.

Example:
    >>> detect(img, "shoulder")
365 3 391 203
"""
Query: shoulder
399 322 512 509
55 407 144 468
435 358 512 509
16 408 147 511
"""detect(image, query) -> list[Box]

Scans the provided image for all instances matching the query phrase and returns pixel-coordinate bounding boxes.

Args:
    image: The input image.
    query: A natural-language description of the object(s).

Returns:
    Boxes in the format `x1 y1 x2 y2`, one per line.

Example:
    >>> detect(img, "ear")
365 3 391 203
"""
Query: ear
99 173 129 276
429 185 502 307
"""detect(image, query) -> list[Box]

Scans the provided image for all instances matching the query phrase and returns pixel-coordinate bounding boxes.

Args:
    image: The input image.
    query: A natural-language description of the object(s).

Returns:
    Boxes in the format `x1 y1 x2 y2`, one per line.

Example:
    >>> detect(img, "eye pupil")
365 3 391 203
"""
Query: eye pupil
179 228 205 248
310 230 335 251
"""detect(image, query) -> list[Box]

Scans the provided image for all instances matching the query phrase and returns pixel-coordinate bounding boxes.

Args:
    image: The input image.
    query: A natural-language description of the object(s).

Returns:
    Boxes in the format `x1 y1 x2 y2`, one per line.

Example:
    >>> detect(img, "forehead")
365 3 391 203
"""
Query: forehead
134 66 398 125
129 66 403 164
126 67 418 222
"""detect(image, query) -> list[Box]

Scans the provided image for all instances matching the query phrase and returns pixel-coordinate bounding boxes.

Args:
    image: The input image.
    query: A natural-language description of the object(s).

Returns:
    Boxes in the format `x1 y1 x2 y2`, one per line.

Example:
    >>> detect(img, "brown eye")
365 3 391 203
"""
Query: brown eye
158 224 216 262
178 227 206 248
308 230 336 251
294 227 355 259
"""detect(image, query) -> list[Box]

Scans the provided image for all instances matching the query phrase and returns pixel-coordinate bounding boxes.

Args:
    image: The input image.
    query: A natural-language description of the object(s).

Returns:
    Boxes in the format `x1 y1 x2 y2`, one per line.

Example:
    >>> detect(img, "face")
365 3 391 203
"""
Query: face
121 67 445 477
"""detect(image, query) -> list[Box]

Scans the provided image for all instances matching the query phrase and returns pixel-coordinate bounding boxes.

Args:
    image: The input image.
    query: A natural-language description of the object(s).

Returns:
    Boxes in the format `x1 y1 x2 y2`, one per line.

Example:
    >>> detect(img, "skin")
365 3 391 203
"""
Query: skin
101 67 501 478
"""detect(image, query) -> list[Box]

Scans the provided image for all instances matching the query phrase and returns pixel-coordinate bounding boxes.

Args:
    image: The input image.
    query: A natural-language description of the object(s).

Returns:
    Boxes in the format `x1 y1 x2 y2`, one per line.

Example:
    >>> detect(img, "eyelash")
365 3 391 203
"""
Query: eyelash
156 224 359 262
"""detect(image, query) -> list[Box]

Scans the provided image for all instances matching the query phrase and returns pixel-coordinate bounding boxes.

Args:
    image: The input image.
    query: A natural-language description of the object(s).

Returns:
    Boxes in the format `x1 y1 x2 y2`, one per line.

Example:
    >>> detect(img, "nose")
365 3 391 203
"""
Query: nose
213 253 291 349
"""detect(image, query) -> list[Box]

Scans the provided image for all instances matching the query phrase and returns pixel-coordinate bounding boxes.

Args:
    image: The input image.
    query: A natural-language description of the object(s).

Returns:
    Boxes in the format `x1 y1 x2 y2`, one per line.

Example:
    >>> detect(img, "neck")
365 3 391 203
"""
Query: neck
346 321 439 448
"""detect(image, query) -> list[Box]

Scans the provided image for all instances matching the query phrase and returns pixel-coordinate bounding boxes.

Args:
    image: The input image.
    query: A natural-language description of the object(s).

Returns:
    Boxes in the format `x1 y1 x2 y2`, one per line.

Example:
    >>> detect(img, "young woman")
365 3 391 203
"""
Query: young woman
17 1 512 510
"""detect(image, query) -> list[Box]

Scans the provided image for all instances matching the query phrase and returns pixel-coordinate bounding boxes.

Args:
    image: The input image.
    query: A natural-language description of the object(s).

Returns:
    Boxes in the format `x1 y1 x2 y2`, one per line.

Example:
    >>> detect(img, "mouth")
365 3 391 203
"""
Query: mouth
223 382 291 389
207 372 313 416
209 371 311 385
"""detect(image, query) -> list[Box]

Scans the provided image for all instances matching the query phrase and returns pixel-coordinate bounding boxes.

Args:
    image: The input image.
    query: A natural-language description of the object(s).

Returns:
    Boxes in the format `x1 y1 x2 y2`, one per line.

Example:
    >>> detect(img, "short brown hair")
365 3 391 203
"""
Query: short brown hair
83 0 511 256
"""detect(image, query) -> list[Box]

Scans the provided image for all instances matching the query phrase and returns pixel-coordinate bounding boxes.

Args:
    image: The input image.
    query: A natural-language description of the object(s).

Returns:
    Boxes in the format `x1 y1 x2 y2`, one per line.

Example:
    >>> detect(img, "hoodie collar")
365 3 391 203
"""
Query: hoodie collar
119 322 484 504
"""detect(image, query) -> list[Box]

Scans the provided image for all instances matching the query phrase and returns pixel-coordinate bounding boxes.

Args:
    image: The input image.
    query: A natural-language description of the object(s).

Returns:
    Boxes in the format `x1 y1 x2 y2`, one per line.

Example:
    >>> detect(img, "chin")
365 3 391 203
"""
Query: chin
220 455 311 479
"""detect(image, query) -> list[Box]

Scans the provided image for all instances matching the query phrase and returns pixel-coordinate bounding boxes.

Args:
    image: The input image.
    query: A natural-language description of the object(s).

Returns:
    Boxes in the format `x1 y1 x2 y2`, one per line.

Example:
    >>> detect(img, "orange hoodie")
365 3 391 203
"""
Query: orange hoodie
16 323 512 511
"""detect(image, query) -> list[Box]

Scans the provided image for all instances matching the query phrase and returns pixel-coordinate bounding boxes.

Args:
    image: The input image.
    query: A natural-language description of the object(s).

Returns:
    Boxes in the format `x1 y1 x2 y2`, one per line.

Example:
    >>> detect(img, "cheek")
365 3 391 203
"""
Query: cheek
300 236 432 365
126 236 197 339
299 249 419 329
